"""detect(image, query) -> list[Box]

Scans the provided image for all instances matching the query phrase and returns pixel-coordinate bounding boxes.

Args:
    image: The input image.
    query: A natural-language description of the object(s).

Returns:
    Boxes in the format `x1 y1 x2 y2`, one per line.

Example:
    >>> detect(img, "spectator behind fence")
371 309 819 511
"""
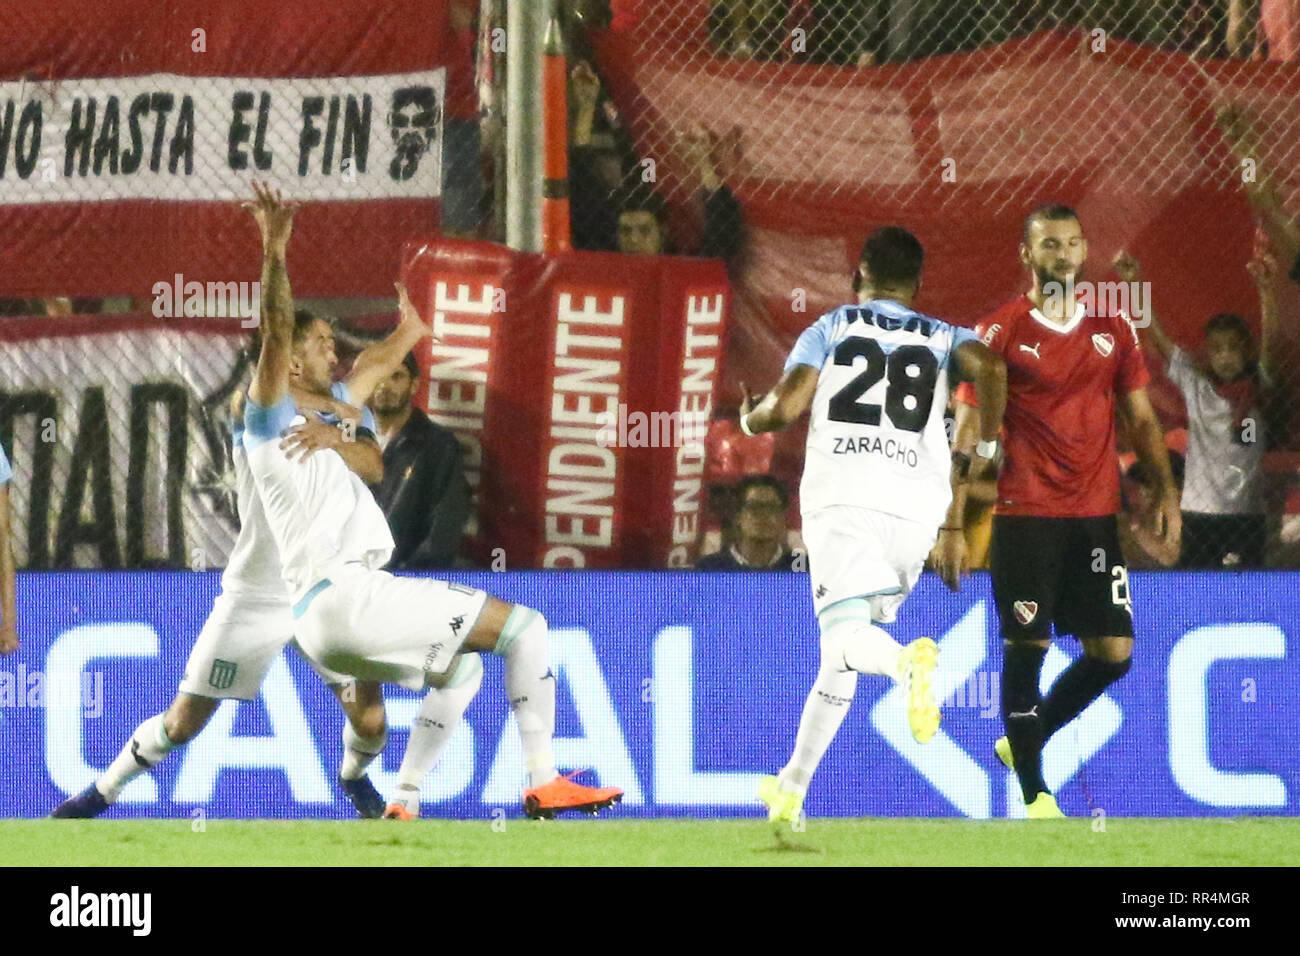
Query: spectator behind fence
1115 249 1281 568
696 474 802 570
569 61 744 265
1119 452 1187 568
368 353 471 569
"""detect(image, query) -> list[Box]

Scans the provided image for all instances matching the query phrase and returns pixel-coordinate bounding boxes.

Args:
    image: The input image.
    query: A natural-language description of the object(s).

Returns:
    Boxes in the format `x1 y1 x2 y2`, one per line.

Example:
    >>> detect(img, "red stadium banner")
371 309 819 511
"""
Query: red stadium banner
0 0 455 299
401 239 731 568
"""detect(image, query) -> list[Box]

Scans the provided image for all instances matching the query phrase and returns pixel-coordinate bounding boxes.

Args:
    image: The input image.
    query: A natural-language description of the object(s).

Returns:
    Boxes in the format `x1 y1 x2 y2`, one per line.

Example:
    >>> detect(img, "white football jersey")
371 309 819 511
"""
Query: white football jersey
218 438 286 603
788 299 977 527
233 384 390 606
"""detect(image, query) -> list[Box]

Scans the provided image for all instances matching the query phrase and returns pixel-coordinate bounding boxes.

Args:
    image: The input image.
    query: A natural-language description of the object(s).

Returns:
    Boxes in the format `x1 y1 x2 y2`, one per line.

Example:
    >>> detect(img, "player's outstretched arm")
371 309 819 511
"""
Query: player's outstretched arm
0 484 17 655
951 340 1007 451
739 364 819 434
344 283 435 407
1121 388 1182 550
243 182 299 407
1113 251 1174 366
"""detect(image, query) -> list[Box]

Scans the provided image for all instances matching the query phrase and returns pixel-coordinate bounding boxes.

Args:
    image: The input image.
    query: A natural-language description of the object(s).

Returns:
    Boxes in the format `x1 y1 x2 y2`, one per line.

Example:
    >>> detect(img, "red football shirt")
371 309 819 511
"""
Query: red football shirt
955 295 1151 517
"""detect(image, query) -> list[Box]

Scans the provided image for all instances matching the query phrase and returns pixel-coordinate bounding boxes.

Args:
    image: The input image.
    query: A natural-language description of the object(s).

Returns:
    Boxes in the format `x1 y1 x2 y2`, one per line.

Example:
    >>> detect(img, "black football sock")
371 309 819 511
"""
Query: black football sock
1002 641 1049 803
1040 656 1132 741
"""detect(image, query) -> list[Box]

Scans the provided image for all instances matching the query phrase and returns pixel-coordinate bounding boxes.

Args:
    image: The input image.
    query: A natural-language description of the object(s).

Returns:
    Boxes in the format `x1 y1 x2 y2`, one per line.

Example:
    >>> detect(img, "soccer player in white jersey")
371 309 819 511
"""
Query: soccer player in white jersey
240 192 623 820
740 226 1007 824
52 184 429 819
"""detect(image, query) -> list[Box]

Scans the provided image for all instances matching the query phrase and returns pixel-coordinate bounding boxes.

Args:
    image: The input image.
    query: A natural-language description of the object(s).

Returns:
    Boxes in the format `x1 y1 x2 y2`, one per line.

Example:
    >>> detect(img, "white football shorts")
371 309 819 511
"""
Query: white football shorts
293 565 489 691
802 505 937 621
179 591 349 700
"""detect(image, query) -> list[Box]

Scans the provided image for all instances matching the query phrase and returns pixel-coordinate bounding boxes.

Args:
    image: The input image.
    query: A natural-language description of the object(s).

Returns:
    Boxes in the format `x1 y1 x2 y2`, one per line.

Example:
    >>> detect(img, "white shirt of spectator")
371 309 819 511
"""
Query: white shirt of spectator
1167 346 1264 515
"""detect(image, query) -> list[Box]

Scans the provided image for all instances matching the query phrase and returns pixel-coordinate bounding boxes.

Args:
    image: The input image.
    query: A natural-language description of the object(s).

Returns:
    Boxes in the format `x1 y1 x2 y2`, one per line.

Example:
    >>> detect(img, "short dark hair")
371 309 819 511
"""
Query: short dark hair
400 351 420 380
1204 312 1253 345
1022 203 1080 244
733 474 790 510
292 309 331 347
614 179 667 224
858 226 924 289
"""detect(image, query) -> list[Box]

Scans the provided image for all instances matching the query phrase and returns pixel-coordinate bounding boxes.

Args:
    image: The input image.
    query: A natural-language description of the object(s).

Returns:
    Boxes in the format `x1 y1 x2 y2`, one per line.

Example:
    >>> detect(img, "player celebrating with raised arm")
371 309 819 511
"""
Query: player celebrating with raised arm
742 226 1007 826
240 202 622 820
954 205 1180 819
52 183 430 820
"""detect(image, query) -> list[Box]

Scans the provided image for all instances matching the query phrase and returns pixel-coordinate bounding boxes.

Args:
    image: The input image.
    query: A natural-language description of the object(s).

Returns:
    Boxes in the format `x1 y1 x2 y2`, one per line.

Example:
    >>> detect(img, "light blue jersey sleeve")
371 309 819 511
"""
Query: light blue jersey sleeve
332 381 378 434
243 395 297 450
783 310 839 374
0 444 11 485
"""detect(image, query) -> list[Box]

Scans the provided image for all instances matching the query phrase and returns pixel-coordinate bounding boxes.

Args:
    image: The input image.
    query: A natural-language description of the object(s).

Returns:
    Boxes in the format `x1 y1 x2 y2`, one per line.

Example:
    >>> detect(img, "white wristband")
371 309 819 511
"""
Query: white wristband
739 413 756 437
975 439 998 460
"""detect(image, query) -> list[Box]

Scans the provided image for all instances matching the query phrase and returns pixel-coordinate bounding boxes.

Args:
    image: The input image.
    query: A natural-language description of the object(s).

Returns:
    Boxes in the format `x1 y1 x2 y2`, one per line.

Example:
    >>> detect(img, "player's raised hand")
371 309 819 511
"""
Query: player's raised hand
928 529 968 592
241 180 299 252
395 282 435 339
1112 250 1141 283
0 622 18 656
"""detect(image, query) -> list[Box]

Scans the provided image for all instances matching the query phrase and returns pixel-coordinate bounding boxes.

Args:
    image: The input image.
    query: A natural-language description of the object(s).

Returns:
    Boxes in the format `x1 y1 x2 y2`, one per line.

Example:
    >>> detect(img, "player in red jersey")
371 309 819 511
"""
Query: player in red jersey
954 204 1181 818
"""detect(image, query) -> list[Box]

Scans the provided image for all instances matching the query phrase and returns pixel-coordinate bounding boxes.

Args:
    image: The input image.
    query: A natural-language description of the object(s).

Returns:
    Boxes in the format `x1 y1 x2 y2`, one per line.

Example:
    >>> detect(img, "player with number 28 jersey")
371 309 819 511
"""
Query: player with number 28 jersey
740 227 1007 825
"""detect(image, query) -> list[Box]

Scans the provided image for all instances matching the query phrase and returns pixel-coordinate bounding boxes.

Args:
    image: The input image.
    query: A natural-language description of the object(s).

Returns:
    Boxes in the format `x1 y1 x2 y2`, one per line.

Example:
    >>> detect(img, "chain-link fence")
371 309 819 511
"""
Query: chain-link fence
563 0 1300 569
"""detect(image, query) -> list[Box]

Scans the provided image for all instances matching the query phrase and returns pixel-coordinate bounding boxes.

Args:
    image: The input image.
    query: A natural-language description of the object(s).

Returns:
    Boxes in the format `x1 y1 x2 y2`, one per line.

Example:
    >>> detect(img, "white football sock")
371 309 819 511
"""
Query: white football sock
822 598 905 682
98 713 177 802
339 723 387 781
396 654 485 801
778 662 858 798
494 606 557 789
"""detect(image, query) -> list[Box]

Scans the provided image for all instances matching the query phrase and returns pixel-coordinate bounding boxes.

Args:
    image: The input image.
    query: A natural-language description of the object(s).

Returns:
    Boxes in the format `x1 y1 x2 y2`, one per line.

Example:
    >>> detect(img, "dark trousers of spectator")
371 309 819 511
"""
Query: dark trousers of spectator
1180 512 1267 569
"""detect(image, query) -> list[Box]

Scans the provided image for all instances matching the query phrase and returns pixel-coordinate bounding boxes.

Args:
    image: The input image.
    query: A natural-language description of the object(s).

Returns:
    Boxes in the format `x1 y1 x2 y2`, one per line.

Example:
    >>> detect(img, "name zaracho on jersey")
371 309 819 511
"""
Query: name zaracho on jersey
786 299 977 526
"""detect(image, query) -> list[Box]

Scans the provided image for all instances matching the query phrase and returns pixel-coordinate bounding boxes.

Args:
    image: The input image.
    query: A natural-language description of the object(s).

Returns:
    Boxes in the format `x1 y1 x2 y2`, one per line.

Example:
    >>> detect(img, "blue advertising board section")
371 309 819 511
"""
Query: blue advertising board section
0 571 1295 819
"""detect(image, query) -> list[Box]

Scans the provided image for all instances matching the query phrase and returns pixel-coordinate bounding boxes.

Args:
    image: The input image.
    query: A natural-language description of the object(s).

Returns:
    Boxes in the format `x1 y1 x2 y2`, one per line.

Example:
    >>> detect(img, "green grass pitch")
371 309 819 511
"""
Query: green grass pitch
3 817 1294 866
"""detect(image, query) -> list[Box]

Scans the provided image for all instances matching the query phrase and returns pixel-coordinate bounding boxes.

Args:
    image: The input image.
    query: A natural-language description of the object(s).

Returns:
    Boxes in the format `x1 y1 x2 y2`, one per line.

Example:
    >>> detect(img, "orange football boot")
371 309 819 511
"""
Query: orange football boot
523 772 624 819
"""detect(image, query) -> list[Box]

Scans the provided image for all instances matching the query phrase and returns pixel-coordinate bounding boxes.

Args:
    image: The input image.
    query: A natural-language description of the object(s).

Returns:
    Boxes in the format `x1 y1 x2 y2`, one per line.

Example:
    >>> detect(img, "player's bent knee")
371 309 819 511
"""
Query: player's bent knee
461 596 516 654
491 604 547 658
164 693 219 745
349 703 387 740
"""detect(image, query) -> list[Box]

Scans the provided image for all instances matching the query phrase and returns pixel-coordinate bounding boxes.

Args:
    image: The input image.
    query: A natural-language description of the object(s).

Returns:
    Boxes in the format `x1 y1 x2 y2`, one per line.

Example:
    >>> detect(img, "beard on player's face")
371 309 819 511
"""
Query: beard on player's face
1034 258 1083 292
371 380 414 414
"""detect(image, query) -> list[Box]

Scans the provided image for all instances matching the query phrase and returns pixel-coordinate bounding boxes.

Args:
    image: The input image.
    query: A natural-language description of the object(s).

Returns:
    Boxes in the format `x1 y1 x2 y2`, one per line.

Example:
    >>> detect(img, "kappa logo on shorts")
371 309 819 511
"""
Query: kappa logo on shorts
1092 332 1115 357
208 659 238 690
449 615 464 636
1012 600 1039 626
815 585 828 599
